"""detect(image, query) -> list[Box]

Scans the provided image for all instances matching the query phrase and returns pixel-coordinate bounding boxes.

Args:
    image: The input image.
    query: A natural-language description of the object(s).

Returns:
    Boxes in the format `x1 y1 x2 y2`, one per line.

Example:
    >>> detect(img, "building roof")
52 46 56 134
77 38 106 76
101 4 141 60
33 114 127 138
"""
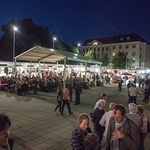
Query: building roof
15 46 102 65
82 33 145 46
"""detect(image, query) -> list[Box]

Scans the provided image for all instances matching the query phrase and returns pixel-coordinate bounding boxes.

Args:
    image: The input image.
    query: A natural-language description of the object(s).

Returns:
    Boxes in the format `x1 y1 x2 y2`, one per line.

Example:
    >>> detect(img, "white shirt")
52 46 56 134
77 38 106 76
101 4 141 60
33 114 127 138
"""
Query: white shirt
99 110 113 137
129 86 137 96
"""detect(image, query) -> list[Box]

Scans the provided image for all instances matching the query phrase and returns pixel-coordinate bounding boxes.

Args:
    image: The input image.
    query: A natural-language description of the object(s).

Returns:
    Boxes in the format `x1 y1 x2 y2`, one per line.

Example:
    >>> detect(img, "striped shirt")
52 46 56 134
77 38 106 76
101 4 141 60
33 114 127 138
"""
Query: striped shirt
141 114 148 134
70 127 91 150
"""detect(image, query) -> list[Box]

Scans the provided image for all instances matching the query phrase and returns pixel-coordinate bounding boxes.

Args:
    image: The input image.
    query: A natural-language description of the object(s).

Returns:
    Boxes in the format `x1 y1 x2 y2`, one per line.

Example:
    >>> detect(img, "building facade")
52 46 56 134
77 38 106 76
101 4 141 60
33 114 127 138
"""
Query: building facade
79 33 150 69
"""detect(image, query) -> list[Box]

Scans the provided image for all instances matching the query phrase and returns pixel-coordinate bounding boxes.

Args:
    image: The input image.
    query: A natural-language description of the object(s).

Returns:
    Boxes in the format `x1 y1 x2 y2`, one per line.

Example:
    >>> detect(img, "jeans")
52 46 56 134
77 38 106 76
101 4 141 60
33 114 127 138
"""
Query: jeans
61 99 72 114
140 133 146 150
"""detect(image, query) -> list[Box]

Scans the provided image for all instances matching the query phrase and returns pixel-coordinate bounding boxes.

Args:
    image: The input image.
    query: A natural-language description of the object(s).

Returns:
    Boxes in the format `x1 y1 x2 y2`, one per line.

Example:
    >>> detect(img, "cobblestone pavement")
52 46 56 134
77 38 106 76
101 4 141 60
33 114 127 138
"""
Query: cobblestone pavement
0 83 150 150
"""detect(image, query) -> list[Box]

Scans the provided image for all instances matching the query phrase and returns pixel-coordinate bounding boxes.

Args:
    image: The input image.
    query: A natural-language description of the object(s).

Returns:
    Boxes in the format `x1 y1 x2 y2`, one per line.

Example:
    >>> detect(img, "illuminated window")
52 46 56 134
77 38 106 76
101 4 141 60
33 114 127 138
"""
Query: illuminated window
93 42 98 45
120 38 123 41
127 37 130 40
112 52 116 56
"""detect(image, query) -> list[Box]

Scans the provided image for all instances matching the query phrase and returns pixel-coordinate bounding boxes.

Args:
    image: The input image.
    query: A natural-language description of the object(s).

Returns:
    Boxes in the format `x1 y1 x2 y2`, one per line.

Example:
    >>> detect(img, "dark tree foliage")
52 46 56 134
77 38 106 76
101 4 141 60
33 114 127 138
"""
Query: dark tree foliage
0 18 68 61
111 51 126 69
99 52 109 66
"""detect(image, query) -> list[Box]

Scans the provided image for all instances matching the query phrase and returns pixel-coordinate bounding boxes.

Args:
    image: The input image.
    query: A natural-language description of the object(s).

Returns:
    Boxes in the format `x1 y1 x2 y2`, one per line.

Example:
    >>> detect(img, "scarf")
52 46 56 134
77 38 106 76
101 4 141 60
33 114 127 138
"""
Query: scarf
112 117 127 150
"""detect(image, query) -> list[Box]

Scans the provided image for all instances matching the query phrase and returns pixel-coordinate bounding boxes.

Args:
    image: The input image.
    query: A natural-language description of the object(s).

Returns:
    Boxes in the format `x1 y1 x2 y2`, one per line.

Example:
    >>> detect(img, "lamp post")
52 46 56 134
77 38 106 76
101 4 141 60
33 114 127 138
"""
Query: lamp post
13 26 18 62
53 37 57 49
77 43 81 52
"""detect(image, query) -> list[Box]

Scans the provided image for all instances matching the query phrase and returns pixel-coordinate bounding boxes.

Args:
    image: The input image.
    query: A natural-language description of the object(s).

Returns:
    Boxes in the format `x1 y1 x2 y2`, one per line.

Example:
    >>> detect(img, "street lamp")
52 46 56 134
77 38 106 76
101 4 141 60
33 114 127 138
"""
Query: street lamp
77 43 81 52
13 26 18 62
77 43 81 47
53 37 57 49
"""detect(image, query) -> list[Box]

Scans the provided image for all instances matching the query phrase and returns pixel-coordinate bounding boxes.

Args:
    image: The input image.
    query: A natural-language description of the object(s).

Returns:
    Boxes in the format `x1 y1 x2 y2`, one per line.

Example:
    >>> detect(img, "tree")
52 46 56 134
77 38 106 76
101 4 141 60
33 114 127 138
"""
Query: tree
99 53 109 66
111 51 126 69
84 49 96 59
69 46 79 53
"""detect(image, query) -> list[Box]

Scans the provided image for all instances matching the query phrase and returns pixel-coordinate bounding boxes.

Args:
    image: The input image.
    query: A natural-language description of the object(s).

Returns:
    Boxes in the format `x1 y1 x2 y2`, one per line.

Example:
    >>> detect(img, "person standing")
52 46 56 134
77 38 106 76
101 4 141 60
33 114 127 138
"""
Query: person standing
61 85 73 115
118 80 122 91
137 105 148 150
71 113 92 150
54 84 62 113
93 93 107 110
128 83 137 104
68 80 73 102
105 104 140 150
100 103 116 138
74 80 82 105
126 103 141 127
92 100 106 147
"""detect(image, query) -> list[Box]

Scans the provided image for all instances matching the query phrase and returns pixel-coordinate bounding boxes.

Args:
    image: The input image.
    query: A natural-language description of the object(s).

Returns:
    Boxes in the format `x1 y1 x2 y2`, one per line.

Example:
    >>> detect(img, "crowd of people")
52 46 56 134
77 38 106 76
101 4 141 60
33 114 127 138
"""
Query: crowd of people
70 93 149 150
1 71 150 150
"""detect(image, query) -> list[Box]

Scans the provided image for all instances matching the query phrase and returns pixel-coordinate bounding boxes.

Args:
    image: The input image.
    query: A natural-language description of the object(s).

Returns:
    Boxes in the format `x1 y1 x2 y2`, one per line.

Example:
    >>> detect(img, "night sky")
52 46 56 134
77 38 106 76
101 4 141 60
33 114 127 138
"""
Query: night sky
0 0 150 45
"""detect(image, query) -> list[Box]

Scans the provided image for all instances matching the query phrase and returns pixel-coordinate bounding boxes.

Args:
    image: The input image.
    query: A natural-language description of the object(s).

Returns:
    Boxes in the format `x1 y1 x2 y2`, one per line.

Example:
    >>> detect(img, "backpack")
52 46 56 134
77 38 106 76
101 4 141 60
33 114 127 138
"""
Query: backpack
147 120 150 132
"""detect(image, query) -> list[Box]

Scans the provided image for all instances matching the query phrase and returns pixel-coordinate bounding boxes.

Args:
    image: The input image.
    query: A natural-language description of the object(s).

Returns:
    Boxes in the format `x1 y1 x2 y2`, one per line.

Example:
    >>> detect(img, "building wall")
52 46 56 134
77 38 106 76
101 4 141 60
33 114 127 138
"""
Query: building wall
79 39 150 69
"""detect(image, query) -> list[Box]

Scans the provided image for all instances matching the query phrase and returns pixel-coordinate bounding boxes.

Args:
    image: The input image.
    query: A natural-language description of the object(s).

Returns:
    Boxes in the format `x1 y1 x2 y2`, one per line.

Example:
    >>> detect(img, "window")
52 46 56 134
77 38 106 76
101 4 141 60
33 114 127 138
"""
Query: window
132 44 136 48
93 42 98 45
132 52 136 56
120 38 123 41
127 37 130 40
112 52 116 56
102 47 104 51
106 47 108 51
113 46 115 49
132 58 135 63
94 48 96 52
97 54 99 58
86 49 88 52
125 52 128 56
125 45 129 49
98 48 100 51
119 45 122 49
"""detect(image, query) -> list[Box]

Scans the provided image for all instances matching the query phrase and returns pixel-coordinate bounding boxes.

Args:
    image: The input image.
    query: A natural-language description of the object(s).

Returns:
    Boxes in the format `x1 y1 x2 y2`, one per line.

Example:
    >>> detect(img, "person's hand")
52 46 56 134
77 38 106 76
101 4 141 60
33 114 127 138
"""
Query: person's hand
112 130 125 139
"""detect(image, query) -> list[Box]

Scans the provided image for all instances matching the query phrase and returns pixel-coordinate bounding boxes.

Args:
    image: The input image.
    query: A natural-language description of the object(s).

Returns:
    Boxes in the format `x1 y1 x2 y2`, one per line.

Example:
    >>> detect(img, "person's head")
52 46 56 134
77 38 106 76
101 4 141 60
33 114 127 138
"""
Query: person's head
97 100 106 109
77 113 90 131
109 103 116 111
0 114 11 147
100 93 107 101
128 103 137 113
137 105 144 116
113 104 126 123
83 133 100 150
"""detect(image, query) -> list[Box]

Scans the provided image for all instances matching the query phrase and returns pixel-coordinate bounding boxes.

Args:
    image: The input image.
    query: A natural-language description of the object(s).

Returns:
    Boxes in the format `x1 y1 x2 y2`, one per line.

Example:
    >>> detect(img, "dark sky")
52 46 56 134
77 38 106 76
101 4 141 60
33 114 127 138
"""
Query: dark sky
0 0 150 45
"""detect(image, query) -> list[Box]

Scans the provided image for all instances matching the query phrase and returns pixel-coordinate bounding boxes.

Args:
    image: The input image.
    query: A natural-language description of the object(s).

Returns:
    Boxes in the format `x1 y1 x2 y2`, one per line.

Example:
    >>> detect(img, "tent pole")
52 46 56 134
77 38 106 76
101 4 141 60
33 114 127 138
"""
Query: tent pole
57 62 58 75
63 58 66 87
85 62 87 81
99 63 102 81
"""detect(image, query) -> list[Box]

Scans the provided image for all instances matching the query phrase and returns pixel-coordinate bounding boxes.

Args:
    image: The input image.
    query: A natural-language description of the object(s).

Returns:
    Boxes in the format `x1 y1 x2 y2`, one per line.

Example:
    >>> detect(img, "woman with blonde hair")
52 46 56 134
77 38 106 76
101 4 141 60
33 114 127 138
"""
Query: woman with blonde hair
100 103 116 138
71 113 92 150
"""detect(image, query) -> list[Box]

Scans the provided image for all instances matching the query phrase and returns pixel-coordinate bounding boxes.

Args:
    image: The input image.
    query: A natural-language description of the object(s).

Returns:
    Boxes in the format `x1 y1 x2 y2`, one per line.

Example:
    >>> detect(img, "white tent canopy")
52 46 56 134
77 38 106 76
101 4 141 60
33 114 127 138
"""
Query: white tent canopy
15 46 102 65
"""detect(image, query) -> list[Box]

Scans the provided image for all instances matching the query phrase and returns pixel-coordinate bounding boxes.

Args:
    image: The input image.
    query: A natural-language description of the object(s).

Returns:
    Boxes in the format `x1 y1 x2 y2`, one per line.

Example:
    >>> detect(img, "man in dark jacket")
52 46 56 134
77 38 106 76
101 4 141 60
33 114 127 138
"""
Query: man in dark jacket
105 104 140 150
74 80 82 105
